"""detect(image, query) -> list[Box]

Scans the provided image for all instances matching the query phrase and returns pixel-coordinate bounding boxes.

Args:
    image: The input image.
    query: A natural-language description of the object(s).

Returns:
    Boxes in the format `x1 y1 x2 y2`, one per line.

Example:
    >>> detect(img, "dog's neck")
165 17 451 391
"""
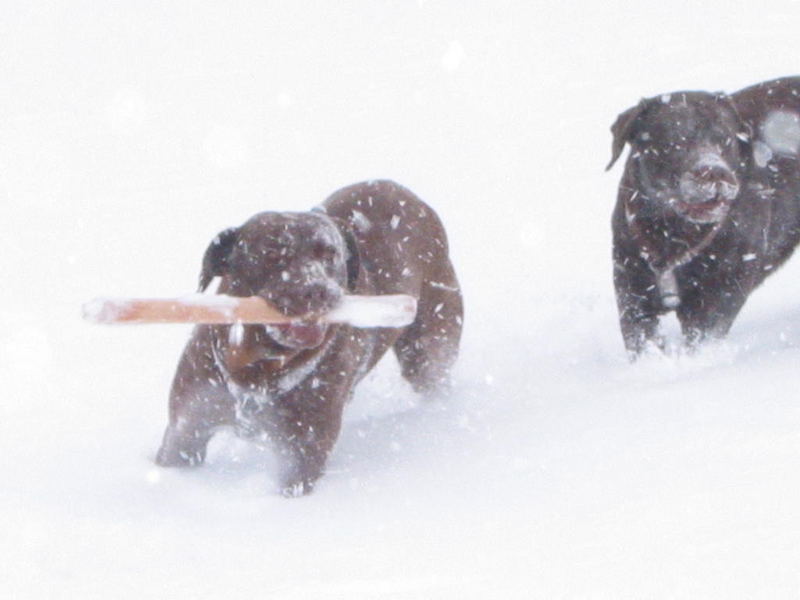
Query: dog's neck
623 179 726 309
211 325 335 381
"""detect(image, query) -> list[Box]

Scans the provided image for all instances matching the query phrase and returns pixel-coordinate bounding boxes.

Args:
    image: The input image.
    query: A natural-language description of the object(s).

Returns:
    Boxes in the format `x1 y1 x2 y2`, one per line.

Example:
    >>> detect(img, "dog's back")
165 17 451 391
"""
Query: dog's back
322 180 454 292
322 180 463 394
732 77 800 272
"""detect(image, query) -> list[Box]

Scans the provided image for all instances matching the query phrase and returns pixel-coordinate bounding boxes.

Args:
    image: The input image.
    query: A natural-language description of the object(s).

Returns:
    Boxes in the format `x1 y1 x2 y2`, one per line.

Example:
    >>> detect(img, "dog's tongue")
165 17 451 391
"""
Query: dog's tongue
275 321 327 348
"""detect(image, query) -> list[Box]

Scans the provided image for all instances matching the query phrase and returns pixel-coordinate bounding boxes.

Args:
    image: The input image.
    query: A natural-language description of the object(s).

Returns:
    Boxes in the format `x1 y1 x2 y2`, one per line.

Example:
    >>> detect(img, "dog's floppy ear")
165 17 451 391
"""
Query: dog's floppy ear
607 98 650 171
338 220 361 291
312 208 362 290
328 216 361 291
198 227 239 292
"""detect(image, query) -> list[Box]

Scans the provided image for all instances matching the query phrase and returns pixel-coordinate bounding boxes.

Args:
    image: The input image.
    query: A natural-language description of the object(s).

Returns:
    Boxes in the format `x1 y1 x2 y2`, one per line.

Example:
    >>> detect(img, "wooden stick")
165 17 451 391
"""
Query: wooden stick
82 294 417 328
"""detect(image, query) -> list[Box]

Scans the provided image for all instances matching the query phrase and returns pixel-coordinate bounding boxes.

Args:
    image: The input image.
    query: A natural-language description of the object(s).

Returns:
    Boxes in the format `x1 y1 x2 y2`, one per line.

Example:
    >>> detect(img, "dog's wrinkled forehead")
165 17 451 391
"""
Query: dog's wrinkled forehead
638 93 740 149
237 212 343 255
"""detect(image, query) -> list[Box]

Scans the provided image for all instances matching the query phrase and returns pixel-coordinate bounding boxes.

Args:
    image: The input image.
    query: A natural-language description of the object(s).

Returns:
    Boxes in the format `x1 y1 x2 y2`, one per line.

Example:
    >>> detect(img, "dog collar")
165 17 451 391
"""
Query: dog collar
624 188 725 309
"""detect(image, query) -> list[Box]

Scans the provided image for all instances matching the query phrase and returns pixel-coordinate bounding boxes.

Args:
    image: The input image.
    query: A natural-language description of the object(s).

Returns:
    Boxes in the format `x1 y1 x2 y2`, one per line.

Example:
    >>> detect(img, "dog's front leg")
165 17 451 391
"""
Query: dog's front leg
676 268 750 347
156 329 235 467
270 387 345 497
613 242 665 358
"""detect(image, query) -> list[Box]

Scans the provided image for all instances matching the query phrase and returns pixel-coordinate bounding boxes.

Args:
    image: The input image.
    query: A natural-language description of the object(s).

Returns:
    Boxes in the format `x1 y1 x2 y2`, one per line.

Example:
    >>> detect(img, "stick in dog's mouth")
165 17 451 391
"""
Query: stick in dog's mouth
82 294 417 329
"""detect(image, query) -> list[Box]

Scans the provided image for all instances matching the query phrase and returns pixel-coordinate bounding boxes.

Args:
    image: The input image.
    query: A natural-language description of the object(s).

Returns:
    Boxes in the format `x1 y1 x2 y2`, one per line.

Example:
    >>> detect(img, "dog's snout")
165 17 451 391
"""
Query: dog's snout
690 164 736 186
681 157 739 203
265 280 343 317
302 282 336 307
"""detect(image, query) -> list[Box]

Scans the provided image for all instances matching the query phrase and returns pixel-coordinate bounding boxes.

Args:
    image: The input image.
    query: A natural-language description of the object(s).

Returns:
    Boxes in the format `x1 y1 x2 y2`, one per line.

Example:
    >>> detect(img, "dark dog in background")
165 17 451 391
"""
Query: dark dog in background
156 180 463 496
608 76 800 357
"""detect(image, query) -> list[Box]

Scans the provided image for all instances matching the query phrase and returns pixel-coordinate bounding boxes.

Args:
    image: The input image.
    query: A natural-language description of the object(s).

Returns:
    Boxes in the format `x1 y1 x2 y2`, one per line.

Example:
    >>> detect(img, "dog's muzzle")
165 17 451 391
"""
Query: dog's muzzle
265 321 329 350
675 158 739 223
261 279 342 350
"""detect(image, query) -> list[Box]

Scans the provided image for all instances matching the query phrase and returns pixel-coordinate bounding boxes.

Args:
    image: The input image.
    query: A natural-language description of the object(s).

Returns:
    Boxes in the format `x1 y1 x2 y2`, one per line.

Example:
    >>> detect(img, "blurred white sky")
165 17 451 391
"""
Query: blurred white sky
1 1 799 318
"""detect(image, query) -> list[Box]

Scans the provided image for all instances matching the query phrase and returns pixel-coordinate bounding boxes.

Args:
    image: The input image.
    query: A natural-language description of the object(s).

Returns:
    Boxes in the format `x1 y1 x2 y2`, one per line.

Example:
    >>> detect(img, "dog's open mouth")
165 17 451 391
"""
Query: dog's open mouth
266 320 328 349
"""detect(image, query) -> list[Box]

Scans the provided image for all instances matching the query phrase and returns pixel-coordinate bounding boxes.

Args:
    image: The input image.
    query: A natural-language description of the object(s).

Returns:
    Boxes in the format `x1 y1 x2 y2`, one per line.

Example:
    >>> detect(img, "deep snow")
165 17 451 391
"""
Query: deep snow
2 2 800 598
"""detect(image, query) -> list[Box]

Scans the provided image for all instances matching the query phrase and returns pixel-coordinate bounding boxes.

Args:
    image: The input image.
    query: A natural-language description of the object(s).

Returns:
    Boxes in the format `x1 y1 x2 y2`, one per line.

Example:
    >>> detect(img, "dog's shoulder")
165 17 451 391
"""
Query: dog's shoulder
321 180 421 219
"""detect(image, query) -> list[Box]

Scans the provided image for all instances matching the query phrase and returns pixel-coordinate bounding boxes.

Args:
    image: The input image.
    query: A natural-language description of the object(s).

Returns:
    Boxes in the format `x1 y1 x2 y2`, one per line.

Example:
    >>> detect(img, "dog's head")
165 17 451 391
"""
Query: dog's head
199 211 359 352
608 92 751 224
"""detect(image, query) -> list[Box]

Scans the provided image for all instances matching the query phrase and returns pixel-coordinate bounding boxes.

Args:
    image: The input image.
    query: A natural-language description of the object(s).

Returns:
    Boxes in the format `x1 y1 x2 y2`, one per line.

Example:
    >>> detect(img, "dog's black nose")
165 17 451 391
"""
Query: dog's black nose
690 164 736 186
269 282 342 317
681 161 739 202
301 283 330 306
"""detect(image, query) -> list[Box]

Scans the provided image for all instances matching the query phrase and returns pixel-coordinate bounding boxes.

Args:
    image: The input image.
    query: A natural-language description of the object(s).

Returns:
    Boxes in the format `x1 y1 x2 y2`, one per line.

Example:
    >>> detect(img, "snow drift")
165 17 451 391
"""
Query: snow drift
2 2 800 598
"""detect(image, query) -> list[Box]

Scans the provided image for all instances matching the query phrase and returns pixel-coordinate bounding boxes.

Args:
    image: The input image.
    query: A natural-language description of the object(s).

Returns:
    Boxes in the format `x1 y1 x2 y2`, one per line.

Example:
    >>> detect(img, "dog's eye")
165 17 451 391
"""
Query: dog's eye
311 242 337 261
261 248 281 261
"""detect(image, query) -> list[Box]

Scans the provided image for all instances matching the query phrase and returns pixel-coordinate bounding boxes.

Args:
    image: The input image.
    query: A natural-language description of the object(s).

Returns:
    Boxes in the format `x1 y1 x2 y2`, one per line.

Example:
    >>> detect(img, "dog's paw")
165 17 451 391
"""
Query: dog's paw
279 480 315 498
155 446 205 468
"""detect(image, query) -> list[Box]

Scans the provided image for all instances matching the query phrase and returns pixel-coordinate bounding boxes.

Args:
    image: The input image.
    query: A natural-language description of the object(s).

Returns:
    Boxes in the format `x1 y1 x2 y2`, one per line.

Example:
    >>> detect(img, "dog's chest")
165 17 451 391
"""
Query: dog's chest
223 356 324 438
221 330 378 438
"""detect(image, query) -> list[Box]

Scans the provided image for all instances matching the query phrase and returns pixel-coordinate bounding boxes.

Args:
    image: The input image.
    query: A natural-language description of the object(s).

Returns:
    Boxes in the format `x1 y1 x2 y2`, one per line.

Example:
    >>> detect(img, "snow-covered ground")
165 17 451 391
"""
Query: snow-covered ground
3 2 800 598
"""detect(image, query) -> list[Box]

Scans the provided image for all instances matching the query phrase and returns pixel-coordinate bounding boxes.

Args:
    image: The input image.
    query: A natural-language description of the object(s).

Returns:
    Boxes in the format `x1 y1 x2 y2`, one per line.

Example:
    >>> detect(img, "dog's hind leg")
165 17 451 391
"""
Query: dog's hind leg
394 265 463 397
156 330 235 467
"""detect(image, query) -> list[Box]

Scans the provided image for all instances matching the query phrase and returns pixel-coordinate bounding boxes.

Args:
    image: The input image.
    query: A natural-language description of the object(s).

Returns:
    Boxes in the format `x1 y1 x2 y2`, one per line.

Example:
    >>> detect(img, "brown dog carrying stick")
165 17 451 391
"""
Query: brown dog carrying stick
153 180 463 496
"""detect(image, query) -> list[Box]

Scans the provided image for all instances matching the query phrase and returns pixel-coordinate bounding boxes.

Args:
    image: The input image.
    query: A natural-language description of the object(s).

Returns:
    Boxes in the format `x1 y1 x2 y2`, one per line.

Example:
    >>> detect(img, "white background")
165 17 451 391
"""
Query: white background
2 1 800 598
